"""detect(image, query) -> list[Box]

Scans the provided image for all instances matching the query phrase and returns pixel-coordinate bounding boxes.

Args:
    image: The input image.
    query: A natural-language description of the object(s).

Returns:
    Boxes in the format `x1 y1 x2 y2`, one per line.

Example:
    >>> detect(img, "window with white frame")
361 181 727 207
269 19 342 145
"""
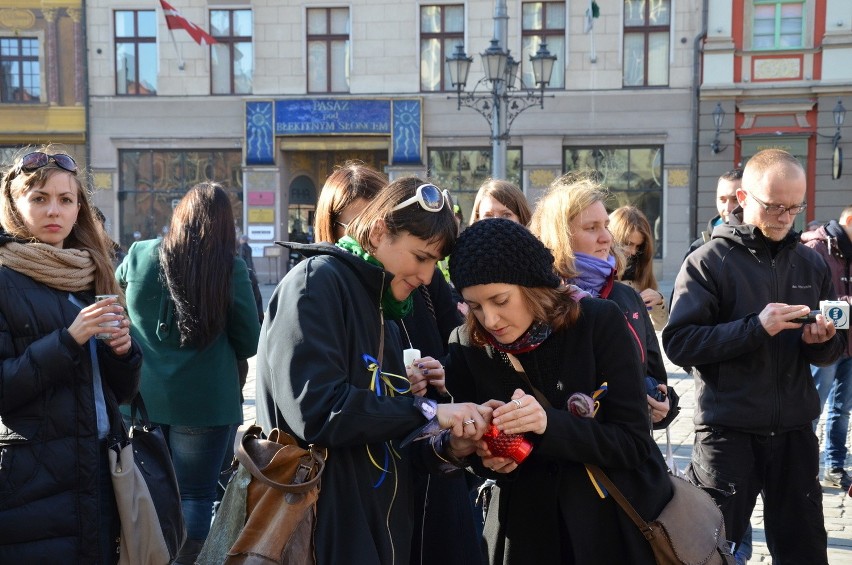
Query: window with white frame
752 0 804 50
307 7 350 93
623 0 670 87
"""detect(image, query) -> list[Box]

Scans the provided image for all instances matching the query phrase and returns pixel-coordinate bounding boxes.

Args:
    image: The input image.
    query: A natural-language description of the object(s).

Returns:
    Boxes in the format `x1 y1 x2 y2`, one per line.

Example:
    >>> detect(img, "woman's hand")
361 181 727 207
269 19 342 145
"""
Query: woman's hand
436 402 493 440
406 356 447 396
647 385 670 423
105 316 133 357
67 297 126 347
491 388 547 435
476 443 518 474
640 288 664 308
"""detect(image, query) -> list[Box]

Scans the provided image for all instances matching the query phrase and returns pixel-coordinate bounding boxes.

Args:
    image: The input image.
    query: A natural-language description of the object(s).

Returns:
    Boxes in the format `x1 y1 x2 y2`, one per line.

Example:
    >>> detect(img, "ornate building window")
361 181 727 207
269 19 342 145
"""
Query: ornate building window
752 0 804 49
0 37 40 103
522 2 565 89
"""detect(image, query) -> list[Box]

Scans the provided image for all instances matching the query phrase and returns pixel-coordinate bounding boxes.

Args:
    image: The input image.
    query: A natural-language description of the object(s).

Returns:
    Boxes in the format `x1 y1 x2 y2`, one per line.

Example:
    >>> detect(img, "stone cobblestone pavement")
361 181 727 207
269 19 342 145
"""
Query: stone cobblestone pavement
243 285 851 563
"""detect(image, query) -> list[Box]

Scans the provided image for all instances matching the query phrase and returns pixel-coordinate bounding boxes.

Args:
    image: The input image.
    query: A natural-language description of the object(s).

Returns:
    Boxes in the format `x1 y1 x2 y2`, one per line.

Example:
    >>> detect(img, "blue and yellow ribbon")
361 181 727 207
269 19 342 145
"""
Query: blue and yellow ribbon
362 354 410 487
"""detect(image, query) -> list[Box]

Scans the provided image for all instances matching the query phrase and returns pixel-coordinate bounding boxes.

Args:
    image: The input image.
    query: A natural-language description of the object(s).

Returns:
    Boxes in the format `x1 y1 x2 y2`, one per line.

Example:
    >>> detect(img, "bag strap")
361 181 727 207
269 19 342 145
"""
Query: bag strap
508 354 655 541
235 424 326 494
505 353 551 408
585 464 655 540
130 394 153 429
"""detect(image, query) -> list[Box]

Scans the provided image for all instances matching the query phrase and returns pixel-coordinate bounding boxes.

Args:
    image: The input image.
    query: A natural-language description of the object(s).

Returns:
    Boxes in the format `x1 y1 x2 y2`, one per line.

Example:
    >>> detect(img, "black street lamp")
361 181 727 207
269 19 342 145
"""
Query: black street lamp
446 22 556 179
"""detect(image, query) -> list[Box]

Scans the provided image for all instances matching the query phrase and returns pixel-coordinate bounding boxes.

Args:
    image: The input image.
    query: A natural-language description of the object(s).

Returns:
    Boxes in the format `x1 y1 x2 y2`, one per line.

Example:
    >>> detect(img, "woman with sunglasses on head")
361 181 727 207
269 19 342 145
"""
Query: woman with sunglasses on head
609 206 668 331
443 218 674 564
0 148 142 563
315 163 484 565
257 177 491 565
470 179 532 226
530 174 678 430
116 183 260 563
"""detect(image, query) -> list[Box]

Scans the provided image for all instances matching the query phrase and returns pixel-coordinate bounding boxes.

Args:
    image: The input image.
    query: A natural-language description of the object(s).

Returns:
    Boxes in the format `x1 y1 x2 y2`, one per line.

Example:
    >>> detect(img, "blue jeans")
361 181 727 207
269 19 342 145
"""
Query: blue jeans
811 356 852 469
160 424 232 541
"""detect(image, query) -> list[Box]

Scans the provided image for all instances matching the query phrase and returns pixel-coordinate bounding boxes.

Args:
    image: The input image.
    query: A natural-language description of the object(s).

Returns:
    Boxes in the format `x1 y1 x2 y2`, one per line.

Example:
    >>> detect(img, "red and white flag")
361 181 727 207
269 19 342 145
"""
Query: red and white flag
159 0 217 46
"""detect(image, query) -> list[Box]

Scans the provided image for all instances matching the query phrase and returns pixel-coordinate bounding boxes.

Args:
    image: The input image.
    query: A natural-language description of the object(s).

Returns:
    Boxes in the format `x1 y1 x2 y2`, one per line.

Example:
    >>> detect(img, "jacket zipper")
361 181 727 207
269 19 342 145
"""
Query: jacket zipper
766 243 781 433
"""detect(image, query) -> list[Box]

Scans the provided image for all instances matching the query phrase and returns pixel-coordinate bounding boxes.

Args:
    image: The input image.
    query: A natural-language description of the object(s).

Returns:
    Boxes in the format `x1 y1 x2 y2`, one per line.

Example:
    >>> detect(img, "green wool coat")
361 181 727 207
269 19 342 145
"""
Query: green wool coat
117 239 261 426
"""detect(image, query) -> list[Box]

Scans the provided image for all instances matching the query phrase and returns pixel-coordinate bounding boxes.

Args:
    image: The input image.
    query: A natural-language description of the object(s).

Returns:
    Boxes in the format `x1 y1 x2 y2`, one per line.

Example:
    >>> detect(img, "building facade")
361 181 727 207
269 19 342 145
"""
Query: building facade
85 0 704 280
699 0 852 238
0 1 86 173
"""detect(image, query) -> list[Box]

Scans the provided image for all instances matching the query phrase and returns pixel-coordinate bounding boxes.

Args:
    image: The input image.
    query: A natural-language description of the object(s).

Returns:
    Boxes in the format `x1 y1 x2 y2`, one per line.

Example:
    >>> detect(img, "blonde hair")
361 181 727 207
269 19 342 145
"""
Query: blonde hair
529 172 621 279
471 179 532 226
609 205 658 290
1 145 122 298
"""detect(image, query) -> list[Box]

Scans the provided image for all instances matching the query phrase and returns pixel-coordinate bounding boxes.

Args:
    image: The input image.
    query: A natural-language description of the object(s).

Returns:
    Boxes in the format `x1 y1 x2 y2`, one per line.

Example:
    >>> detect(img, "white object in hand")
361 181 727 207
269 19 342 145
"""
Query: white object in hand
403 348 421 368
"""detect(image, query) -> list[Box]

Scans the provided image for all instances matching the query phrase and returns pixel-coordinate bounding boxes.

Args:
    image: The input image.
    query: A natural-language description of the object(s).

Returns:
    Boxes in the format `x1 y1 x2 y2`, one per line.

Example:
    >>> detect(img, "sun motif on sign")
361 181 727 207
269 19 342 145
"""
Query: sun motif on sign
246 102 273 164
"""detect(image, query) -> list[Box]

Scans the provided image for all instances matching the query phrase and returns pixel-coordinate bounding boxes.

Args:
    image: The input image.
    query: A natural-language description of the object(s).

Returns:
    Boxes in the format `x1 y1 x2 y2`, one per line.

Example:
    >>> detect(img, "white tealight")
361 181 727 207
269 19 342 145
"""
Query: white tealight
403 348 421 368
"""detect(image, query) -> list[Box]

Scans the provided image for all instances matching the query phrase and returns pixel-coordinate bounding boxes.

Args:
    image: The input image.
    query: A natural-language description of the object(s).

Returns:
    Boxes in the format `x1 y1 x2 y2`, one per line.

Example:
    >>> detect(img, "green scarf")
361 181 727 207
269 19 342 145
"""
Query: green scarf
335 236 413 320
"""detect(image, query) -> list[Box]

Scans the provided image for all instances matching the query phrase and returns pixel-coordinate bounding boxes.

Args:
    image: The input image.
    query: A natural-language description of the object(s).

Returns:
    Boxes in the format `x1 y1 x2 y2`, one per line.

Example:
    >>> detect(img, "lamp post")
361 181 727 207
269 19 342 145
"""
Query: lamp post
832 99 846 180
445 0 556 180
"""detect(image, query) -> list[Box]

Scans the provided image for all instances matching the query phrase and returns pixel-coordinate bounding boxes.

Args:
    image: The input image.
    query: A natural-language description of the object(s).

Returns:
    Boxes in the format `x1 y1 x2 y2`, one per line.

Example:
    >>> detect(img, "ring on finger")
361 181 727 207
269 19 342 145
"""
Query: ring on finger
513 399 522 409
463 419 475 426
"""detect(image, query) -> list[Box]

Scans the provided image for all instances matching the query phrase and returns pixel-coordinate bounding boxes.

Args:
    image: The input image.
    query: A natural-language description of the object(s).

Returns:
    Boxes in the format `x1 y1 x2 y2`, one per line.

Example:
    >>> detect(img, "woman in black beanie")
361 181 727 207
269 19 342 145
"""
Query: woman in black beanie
445 218 674 564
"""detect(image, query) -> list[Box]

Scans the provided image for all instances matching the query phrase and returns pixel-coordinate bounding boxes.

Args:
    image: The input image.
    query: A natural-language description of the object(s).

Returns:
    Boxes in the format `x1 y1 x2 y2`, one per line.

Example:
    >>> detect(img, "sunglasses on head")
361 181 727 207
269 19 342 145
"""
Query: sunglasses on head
17 152 78 174
392 183 450 213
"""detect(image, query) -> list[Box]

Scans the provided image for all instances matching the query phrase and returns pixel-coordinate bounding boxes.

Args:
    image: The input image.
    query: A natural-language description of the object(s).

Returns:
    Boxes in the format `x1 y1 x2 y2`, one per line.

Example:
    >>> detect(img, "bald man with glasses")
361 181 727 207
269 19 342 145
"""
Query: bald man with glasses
664 149 843 564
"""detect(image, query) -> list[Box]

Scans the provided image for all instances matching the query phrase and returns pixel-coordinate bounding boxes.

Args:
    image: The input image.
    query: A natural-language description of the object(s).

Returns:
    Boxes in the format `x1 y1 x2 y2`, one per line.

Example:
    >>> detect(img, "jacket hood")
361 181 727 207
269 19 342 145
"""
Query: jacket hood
801 220 852 258
277 240 392 300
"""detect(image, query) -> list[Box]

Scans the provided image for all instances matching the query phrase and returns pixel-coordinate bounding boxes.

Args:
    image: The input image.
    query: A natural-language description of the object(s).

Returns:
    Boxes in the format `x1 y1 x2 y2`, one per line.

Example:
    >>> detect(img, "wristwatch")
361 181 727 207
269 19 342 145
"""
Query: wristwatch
413 396 438 421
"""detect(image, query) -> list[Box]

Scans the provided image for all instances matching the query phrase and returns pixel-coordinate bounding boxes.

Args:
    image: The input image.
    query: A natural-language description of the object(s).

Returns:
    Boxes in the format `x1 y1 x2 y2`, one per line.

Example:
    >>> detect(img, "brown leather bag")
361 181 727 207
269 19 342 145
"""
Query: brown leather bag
586 465 735 565
199 424 326 565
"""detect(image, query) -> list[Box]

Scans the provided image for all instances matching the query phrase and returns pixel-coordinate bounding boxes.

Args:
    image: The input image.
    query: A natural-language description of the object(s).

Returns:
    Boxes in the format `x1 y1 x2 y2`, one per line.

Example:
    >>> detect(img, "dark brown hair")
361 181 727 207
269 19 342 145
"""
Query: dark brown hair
464 285 581 347
609 205 658 291
160 182 235 348
314 161 387 243
347 176 458 258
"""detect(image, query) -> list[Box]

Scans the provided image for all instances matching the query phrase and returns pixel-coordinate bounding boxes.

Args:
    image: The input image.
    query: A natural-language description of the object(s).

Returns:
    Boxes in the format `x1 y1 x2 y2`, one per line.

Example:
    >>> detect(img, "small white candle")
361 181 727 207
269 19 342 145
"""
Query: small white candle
403 348 421 368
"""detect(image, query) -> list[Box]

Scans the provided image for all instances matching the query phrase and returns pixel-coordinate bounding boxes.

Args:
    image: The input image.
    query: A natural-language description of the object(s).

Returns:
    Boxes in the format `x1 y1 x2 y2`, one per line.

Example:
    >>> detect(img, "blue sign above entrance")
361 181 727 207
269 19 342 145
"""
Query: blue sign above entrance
276 99 390 135
245 98 421 166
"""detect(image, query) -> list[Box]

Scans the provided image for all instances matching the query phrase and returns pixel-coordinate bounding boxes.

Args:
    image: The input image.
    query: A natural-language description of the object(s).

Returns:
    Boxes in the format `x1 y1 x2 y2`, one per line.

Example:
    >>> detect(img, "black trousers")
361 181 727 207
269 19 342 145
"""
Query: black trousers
686 426 827 565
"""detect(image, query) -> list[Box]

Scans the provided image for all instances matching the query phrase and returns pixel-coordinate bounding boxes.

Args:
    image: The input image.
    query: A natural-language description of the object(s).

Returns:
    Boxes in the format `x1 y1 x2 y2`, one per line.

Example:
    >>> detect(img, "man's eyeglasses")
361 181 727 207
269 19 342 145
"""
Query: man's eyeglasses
746 192 806 216
17 152 78 174
392 184 450 213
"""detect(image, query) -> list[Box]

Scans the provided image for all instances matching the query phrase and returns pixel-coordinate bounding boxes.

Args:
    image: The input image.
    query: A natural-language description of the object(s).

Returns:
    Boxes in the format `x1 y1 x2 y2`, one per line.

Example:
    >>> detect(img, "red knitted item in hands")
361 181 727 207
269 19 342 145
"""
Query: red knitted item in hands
482 425 533 463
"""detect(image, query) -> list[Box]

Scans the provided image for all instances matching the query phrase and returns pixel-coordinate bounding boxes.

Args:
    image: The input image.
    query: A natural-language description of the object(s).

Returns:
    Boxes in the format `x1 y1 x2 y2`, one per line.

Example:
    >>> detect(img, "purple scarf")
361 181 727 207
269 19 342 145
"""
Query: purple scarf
568 253 616 297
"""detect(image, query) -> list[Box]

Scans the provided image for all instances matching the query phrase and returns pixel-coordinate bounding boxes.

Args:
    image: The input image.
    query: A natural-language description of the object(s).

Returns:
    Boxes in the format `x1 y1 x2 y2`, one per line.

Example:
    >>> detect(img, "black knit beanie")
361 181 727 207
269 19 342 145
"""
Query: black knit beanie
449 218 561 291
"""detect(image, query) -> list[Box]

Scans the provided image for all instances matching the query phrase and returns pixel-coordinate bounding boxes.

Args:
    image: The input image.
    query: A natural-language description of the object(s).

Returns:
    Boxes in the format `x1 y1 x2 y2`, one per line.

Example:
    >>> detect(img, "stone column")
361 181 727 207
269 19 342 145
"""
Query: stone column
41 8 59 105
66 7 84 105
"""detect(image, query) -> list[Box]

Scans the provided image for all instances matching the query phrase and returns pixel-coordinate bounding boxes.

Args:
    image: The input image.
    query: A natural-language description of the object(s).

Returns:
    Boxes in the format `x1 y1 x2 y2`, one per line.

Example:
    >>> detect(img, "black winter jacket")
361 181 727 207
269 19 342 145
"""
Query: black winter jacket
255 243 457 565
0 259 142 563
606 282 680 429
663 218 844 433
445 297 671 564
